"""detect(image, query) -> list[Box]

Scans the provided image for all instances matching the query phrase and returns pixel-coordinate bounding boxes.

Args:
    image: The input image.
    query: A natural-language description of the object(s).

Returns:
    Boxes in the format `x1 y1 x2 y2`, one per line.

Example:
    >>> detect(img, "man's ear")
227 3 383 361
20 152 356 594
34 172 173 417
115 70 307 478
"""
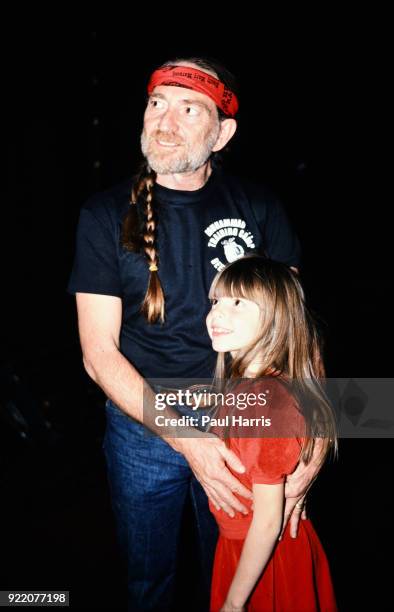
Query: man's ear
212 118 237 153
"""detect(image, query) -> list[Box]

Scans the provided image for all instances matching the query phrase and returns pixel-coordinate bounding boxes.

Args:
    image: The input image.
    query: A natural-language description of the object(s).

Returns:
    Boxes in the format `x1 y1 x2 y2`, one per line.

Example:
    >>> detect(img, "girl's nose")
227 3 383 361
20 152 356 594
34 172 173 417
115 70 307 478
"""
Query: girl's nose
212 305 226 321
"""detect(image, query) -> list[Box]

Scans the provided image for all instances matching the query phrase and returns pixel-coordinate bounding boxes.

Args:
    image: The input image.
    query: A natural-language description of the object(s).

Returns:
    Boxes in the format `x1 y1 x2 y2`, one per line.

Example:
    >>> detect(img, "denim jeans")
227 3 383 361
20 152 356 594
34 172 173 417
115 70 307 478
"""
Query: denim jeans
102 397 219 611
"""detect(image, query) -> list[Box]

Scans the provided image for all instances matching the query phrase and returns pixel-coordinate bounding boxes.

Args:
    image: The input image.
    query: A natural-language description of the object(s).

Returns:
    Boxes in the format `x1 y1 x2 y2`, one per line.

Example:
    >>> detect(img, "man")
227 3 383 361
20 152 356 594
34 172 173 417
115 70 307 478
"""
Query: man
68 57 320 611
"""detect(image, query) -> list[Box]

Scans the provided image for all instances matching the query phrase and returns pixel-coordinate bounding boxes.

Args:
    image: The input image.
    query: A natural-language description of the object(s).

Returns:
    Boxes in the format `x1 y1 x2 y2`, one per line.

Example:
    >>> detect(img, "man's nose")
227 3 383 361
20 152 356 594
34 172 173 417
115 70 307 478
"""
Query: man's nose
157 107 178 131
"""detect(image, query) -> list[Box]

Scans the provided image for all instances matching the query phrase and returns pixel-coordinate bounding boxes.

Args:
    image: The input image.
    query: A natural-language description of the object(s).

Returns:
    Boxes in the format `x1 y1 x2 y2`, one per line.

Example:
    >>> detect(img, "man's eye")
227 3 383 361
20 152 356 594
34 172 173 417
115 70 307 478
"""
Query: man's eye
149 99 162 108
185 106 199 116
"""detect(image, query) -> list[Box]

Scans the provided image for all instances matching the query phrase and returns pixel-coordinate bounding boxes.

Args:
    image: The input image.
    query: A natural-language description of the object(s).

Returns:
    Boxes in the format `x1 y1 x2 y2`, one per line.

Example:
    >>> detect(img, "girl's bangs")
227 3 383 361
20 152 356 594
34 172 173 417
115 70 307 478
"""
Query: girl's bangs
209 267 261 302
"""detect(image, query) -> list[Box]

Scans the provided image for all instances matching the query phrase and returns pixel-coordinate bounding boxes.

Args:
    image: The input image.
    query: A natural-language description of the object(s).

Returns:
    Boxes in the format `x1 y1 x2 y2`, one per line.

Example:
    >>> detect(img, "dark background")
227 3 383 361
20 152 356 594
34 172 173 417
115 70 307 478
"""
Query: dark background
1 22 392 611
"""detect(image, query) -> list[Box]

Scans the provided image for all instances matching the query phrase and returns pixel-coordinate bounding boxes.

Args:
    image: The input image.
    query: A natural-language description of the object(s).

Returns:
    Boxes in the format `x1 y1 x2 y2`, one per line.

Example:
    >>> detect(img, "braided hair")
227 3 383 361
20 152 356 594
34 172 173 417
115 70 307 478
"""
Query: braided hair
121 57 239 324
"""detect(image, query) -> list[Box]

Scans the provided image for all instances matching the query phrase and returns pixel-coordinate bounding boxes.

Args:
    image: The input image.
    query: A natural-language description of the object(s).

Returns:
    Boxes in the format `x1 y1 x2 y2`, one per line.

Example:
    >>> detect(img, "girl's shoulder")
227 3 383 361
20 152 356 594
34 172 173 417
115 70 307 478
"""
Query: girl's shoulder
230 376 299 410
227 377 305 437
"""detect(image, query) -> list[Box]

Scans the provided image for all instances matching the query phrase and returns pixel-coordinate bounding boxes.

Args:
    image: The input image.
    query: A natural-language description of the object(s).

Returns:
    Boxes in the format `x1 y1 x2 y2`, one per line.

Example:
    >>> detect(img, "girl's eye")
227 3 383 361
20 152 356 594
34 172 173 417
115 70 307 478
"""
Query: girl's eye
234 298 243 306
210 298 218 305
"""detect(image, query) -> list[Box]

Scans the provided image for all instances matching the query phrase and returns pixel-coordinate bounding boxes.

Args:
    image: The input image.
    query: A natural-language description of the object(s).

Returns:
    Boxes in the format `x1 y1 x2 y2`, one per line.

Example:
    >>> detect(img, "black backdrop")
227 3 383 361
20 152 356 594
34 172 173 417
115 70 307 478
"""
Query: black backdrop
2 24 392 611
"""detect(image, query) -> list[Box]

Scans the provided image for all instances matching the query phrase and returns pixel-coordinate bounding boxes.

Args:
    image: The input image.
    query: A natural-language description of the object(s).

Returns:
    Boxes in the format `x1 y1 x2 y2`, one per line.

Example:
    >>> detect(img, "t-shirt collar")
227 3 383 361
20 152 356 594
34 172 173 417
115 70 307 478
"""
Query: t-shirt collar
153 167 220 206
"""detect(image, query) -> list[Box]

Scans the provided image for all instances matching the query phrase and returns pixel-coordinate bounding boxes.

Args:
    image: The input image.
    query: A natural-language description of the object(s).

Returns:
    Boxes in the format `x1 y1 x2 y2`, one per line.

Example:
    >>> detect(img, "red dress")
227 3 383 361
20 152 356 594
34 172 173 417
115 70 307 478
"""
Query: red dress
208 378 338 612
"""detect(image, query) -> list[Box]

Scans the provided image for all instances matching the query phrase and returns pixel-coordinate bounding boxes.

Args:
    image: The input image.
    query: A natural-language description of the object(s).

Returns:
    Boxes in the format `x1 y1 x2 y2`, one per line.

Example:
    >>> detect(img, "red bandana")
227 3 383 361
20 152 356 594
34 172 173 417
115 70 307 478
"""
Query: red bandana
147 65 239 117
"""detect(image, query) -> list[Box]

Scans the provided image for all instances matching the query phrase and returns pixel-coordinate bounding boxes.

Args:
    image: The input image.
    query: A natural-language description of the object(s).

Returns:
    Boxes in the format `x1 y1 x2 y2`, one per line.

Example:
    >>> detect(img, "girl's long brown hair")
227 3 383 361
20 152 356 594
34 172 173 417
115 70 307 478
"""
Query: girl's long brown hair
121 56 239 324
207 255 338 466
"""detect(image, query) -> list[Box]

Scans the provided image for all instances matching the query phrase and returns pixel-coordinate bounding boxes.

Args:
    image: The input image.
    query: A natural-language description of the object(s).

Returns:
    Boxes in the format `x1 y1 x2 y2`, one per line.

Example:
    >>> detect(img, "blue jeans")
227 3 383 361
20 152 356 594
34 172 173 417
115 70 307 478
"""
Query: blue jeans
102 397 219 611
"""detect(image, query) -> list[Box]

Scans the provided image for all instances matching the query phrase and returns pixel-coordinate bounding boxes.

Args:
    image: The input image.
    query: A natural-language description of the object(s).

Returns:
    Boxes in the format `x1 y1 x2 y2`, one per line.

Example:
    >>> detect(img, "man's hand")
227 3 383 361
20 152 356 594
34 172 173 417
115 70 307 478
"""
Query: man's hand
220 602 245 612
279 489 308 540
177 434 253 517
279 439 324 539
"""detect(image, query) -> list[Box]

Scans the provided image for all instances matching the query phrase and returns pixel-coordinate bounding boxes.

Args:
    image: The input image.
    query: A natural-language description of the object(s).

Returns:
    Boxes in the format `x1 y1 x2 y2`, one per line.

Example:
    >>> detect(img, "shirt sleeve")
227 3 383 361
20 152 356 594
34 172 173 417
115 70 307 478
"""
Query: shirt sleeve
232 378 304 484
262 197 301 269
67 206 122 297
237 436 302 484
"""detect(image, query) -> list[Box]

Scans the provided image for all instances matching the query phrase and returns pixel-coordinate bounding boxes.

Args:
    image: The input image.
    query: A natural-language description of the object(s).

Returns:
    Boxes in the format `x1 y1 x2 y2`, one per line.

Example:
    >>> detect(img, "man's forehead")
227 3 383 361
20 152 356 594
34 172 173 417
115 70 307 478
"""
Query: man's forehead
150 85 216 111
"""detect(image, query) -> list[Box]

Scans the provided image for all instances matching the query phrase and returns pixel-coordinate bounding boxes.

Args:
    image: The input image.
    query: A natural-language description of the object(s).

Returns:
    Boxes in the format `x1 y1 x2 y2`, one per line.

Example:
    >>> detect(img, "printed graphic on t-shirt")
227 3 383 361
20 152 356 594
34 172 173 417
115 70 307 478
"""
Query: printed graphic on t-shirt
204 218 256 271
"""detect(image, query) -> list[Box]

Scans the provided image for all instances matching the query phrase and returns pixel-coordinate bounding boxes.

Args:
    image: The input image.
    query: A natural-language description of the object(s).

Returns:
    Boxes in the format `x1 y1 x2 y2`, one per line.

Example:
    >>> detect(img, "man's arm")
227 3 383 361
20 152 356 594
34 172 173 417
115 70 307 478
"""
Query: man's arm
280 437 325 539
76 292 253 515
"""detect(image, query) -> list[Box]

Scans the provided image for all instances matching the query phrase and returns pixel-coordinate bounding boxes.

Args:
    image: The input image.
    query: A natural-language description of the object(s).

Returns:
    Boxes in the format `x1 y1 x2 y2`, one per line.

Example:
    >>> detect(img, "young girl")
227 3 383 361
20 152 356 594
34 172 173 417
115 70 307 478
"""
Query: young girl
205 254 338 612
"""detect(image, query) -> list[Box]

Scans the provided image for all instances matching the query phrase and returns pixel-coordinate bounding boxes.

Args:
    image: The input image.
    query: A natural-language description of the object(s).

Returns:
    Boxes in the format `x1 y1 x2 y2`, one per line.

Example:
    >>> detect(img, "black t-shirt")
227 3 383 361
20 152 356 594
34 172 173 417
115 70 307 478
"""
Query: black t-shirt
67 168 300 379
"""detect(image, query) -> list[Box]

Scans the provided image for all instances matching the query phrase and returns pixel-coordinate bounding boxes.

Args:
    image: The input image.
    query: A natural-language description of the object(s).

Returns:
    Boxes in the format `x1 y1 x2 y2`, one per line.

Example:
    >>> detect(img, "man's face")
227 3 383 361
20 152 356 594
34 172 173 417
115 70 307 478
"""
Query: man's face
141 85 221 174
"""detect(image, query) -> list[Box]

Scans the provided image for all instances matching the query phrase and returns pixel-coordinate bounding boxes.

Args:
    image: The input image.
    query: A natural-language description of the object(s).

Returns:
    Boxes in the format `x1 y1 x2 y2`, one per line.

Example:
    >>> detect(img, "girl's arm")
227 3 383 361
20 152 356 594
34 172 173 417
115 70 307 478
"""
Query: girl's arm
222 482 284 611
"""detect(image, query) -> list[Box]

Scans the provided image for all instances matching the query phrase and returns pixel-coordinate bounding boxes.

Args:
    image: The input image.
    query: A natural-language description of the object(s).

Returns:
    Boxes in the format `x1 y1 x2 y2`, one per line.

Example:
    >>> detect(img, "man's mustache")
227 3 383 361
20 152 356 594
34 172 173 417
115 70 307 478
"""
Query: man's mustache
153 131 183 145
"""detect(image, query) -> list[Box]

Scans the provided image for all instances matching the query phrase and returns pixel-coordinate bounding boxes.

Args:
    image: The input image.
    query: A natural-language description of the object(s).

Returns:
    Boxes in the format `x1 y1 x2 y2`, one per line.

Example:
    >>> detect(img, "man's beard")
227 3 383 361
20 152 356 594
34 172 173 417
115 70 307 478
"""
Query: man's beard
140 125 220 174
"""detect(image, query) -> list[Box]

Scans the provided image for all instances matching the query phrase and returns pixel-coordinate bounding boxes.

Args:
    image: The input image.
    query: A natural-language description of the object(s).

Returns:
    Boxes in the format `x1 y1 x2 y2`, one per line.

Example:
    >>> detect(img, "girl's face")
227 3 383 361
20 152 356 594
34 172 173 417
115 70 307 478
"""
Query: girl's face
206 296 261 356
